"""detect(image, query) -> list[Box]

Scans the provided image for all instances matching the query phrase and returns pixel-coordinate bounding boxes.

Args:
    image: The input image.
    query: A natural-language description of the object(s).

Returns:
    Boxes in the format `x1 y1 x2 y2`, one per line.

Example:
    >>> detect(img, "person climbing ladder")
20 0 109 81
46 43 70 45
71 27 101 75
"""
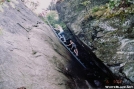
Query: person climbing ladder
55 24 66 42
67 39 78 56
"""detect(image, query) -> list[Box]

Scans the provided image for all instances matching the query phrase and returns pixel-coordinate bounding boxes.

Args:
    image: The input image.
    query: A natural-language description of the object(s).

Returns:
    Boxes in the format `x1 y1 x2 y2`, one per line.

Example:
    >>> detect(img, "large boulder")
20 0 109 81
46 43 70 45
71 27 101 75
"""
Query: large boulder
0 0 72 89
56 0 134 84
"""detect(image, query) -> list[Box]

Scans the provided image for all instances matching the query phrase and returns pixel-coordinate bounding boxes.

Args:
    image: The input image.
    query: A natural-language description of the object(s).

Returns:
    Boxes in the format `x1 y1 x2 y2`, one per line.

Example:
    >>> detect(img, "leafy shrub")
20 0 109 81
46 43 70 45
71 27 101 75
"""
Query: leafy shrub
80 0 91 6
92 6 100 13
108 0 134 9
45 11 66 29
108 0 121 9
46 11 58 26
90 0 134 18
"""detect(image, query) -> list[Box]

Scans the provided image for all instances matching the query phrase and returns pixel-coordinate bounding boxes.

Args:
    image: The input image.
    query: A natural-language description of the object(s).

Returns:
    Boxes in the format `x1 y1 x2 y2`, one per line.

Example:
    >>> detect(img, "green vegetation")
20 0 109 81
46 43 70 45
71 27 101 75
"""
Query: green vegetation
108 0 134 9
88 0 134 19
108 0 121 9
46 11 58 26
80 0 91 14
80 0 91 6
0 0 10 3
45 11 66 29
92 6 100 13
7 0 10 2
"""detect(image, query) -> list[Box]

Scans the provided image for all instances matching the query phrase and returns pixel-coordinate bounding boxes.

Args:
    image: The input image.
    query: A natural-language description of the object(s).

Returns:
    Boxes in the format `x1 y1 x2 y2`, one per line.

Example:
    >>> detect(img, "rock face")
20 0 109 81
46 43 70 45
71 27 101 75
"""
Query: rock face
56 0 134 83
0 0 72 89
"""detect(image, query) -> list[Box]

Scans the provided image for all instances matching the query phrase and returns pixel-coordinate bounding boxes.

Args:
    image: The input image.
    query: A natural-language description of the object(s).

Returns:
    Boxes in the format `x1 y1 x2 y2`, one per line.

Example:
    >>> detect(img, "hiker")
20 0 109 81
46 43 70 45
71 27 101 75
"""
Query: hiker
67 40 78 56
56 25 66 42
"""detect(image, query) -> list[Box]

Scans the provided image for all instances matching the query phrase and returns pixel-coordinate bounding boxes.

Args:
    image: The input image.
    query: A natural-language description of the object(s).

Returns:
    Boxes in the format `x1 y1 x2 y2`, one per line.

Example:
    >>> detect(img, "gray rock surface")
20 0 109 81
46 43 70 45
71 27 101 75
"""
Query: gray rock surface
0 0 72 89
123 62 134 82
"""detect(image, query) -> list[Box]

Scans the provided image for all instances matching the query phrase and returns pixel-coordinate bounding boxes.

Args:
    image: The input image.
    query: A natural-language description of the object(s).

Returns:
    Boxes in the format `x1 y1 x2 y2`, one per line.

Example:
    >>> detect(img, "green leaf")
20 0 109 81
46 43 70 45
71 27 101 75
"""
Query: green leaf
7 0 10 2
